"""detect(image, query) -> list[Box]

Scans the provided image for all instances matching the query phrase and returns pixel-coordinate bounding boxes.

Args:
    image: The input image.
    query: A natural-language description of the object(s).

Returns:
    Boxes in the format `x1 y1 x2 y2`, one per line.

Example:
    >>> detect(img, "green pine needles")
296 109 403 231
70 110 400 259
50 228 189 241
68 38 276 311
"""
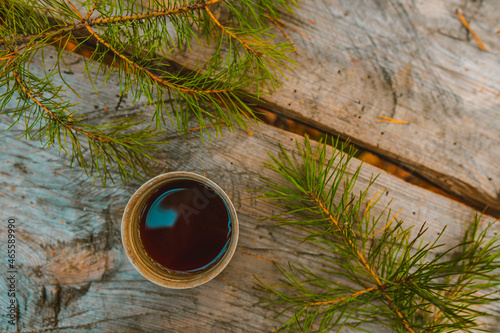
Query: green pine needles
0 0 296 184
257 136 500 332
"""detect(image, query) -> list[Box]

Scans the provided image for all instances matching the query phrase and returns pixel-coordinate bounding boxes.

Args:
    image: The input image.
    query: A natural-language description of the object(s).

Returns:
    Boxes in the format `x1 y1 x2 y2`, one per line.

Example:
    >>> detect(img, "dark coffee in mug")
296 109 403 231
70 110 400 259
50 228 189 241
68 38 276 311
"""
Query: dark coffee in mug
139 179 232 274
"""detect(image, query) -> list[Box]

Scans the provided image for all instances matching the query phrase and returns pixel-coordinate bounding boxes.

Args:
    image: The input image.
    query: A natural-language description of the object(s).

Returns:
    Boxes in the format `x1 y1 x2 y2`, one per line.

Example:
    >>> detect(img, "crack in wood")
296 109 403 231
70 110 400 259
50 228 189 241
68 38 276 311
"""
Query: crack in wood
53 283 62 328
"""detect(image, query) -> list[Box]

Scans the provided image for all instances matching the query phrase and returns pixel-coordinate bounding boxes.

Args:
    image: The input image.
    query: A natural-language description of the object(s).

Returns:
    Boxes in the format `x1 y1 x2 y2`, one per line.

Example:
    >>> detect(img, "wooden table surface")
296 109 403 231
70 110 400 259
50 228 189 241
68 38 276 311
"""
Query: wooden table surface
1 0 499 332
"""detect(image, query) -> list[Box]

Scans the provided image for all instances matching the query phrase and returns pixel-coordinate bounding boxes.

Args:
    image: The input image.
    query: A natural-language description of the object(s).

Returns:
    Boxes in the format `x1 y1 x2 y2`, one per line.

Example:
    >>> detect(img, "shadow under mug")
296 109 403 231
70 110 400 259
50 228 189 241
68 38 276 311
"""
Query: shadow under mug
121 171 239 288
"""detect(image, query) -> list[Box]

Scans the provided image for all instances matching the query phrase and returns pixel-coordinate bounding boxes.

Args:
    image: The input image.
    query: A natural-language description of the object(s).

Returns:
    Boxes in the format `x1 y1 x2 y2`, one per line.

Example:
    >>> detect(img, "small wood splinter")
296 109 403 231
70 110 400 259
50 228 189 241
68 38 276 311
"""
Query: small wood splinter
377 116 408 124
456 9 487 52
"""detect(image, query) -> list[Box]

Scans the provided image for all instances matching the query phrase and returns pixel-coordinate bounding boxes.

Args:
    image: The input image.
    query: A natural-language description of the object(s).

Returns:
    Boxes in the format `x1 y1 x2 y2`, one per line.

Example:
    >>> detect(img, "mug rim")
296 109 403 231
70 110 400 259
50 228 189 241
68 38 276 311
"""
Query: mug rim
121 171 239 289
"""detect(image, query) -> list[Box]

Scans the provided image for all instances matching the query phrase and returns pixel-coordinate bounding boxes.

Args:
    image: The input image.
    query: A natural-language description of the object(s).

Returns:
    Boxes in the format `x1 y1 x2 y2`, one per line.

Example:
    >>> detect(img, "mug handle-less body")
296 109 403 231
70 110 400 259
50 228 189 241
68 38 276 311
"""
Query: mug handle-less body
121 172 239 289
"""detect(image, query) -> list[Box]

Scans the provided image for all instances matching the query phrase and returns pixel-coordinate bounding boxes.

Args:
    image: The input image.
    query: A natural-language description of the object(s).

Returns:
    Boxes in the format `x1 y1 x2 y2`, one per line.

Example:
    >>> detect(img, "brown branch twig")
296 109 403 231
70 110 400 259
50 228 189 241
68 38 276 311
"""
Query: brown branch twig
0 39 50 60
91 0 222 25
0 58 16 82
308 275 413 308
12 67 113 144
84 25 229 96
271 17 310 40
363 189 382 217
62 0 230 97
456 9 487 52
308 286 379 306
311 194 415 333
204 6 261 56
367 208 402 240
377 115 408 124
85 2 99 21
66 0 83 19
187 123 226 131
265 14 298 54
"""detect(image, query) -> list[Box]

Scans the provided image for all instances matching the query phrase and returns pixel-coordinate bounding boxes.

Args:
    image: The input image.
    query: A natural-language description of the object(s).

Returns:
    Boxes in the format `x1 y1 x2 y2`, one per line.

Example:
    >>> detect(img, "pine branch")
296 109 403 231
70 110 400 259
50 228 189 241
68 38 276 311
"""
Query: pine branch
204 5 262 57
1 55 165 185
0 0 225 46
84 24 229 95
1 0 296 184
307 286 379 306
256 136 500 332
311 193 415 333
13 67 109 144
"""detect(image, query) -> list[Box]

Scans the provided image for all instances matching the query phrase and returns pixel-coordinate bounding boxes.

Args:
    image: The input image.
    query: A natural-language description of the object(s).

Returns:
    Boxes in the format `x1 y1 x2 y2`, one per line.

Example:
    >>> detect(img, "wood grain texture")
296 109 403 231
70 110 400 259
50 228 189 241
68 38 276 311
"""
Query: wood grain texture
160 0 500 214
1 47 499 332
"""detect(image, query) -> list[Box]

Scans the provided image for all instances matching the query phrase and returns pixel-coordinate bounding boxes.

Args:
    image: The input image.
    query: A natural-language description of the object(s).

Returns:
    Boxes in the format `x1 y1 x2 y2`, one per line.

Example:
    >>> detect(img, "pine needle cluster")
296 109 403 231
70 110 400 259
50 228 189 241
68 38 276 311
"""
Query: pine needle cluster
0 0 296 184
256 136 500 332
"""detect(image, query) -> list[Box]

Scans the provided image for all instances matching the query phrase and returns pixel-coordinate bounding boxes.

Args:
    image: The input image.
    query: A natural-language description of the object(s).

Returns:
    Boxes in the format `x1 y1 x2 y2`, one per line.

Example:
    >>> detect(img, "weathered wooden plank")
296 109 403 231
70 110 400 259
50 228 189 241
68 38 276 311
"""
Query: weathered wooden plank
1 47 499 332
160 0 500 213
